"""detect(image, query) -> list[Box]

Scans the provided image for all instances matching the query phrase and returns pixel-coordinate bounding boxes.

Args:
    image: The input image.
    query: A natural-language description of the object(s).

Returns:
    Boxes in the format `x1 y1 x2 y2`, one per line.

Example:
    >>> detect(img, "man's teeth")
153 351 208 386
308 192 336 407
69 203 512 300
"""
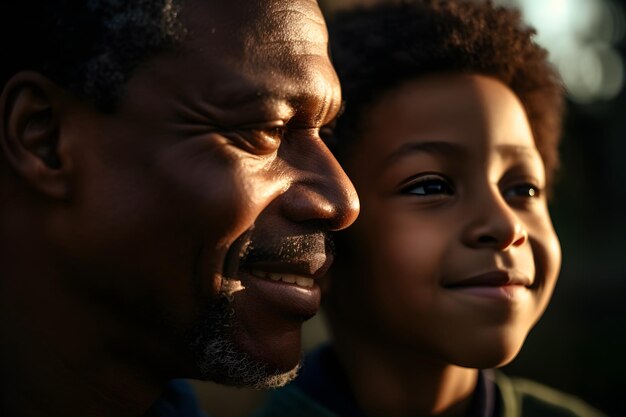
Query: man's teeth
250 271 314 288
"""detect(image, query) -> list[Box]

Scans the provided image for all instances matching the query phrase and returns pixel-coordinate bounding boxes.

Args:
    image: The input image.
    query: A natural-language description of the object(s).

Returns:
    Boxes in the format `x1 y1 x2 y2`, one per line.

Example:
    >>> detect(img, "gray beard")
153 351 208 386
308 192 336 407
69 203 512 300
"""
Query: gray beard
186 294 299 389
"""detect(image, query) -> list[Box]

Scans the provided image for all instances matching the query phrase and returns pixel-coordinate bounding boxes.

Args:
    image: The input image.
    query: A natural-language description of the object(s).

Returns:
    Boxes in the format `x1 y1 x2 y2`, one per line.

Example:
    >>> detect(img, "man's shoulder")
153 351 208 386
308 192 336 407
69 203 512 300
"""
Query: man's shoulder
251 384 338 417
145 379 209 417
492 371 608 417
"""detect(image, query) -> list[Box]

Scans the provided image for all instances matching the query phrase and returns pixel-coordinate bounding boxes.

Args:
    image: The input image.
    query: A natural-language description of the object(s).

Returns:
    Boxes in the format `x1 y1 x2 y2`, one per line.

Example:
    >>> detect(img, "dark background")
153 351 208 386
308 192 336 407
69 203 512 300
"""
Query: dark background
193 1 626 416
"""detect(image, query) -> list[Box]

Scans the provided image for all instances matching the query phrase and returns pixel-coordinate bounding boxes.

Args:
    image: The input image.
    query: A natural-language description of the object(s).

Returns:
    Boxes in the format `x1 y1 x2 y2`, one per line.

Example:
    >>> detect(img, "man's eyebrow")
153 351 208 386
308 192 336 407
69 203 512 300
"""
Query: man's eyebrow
382 140 468 169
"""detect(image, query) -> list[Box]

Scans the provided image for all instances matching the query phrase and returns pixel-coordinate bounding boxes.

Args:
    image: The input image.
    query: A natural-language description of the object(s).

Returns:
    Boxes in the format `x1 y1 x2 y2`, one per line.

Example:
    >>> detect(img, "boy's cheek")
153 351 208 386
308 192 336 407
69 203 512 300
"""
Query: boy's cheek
528 224 561 296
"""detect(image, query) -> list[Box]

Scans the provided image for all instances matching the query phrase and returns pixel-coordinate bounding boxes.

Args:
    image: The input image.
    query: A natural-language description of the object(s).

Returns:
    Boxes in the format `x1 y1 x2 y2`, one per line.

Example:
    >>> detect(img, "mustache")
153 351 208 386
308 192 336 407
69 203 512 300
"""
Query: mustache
243 232 334 265
222 226 335 280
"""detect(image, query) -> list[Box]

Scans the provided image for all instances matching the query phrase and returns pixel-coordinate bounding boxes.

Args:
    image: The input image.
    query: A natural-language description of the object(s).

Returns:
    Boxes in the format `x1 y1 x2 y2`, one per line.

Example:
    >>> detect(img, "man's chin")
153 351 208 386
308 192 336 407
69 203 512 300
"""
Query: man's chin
254 365 300 389
186 295 302 389
219 364 300 390
196 330 301 389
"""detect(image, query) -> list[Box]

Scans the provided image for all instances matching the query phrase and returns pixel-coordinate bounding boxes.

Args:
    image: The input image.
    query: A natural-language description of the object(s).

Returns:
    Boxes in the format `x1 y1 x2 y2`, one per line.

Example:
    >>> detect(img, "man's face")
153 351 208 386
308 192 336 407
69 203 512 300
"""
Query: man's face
330 74 560 368
53 0 358 387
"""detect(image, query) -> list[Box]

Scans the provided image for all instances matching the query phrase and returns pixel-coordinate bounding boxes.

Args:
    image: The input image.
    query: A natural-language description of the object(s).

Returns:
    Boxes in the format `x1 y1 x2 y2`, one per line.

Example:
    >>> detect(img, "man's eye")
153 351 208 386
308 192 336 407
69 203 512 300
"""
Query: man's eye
233 127 283 155
401 175 454 197
256 126 285 147
319 126 335 143
502 184 540 199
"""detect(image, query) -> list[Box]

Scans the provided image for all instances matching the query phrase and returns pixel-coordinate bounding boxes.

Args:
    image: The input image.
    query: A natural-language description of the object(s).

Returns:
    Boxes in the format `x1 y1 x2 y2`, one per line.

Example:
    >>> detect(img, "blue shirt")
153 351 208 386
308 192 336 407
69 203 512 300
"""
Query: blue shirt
293 344 499 417
145 379 208 417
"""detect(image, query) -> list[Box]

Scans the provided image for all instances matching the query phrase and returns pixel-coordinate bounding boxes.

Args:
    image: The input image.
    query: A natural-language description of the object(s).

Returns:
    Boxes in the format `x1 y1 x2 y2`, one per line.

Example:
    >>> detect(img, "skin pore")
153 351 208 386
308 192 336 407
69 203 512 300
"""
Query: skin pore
326 74 561 417
0 1 358 416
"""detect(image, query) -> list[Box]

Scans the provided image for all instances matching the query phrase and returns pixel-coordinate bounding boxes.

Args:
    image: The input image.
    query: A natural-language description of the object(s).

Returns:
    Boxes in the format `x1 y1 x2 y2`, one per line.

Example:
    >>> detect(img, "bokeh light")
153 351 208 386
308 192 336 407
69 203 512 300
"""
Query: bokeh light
497 0 625 103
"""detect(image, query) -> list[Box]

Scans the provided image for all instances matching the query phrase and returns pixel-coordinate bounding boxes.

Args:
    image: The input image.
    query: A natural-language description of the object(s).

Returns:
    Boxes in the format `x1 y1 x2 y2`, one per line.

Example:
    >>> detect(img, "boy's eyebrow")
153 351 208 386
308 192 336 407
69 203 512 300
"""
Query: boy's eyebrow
495 144 538 158
382 140 468 169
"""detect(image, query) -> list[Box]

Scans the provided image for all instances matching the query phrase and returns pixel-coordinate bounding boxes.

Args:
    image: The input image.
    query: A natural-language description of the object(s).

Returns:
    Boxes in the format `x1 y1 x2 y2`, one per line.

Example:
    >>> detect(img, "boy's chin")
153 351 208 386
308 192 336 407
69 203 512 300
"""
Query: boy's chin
445 334 527 369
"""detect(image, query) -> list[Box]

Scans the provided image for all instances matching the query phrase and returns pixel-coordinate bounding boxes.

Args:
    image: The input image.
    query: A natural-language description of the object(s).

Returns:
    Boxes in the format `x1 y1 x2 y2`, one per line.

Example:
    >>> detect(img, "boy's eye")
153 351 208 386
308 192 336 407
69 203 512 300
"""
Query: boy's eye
502 183 540 199
401 175 454 197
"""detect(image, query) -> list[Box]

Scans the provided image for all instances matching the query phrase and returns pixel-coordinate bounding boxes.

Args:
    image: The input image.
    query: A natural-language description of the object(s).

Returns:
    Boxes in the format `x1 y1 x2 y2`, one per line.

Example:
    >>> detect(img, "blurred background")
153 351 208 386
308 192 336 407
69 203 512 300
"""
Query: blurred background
193 0 626 415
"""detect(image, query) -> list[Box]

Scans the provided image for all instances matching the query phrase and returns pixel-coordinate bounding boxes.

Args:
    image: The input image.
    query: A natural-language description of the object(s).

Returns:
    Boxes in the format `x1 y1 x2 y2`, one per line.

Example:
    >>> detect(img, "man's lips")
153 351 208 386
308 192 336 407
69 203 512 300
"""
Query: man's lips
237 256 331 319
237 269 322 319
220 231 332 318
249 270 315 288
232 231 333 286
242 251 333 286
444 270 533 288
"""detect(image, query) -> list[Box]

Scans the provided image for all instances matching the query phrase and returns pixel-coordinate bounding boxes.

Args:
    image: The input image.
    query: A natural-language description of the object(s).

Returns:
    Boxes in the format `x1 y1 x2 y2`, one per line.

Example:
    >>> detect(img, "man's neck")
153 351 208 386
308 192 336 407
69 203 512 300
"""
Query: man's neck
1 264 167 417
2 340 157 417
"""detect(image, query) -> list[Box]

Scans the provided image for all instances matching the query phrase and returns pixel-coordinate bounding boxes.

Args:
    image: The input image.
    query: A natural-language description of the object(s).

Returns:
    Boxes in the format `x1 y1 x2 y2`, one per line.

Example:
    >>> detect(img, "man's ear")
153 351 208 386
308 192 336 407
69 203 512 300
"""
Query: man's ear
0 71 73 199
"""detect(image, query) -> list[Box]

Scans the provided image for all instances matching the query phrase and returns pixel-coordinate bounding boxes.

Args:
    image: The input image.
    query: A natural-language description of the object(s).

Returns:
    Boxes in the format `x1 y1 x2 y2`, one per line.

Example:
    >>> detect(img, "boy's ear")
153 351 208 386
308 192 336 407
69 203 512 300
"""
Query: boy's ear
0 71 73 199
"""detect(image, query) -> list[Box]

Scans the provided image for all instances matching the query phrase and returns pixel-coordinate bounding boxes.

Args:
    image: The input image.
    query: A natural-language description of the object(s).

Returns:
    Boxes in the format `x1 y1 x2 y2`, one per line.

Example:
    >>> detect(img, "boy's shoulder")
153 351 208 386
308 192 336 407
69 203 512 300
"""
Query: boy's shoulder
251 384 340 417
251 371 609 417
492 371 608 417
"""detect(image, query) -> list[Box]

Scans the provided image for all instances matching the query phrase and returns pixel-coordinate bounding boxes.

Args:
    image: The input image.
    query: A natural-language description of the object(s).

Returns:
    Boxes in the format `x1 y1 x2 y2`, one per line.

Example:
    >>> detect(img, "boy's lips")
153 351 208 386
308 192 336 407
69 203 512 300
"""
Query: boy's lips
444 270 533 288
443 270 533 301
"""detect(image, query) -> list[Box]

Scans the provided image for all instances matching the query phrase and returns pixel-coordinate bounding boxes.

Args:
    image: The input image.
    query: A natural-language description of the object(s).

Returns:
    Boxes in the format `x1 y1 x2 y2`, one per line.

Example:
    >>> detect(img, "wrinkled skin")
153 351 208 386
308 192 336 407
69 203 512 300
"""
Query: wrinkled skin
0 0 358 415
57 0 358 378
326 75 560 416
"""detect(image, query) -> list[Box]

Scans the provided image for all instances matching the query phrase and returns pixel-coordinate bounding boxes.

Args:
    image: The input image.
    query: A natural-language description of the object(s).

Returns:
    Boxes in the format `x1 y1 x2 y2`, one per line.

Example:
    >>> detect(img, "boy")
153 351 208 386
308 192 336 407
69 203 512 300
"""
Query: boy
253 1 607 416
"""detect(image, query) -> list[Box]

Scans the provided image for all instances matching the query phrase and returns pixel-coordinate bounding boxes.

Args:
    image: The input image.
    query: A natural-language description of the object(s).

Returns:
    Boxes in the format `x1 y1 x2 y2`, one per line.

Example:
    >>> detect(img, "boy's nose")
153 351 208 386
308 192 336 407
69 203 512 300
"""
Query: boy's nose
461 189 527 251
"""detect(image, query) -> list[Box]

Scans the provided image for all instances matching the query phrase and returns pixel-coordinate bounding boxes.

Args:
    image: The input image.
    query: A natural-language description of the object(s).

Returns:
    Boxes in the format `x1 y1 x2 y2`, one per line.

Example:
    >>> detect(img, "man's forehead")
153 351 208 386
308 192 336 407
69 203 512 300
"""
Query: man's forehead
258 0 328 43
180 0 328 63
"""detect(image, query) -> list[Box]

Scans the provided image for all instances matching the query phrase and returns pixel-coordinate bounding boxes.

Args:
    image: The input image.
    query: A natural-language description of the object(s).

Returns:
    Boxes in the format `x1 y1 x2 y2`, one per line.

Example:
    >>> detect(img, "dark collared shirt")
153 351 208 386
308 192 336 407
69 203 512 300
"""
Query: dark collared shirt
145 379 208 417
293 344 499 417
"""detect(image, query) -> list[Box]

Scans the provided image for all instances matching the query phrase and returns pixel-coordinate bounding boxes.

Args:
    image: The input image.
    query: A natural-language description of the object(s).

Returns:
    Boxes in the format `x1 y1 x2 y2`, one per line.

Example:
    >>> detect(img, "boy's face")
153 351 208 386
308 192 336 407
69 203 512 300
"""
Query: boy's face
331 74 561 368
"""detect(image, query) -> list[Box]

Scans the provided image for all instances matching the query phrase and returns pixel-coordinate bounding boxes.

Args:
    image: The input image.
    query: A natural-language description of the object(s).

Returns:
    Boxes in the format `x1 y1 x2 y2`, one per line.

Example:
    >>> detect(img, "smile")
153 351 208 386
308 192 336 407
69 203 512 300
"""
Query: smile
446 284 530 302
249 270 315 288
444 270 533 288
219 231 331 318
443 270 533 302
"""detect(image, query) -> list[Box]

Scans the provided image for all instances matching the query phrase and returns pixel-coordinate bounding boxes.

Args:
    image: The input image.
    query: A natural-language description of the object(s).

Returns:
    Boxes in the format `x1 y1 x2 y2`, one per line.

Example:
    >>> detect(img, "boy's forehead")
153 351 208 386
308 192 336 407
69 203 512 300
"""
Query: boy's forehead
366 75 535 148
348 73 543 180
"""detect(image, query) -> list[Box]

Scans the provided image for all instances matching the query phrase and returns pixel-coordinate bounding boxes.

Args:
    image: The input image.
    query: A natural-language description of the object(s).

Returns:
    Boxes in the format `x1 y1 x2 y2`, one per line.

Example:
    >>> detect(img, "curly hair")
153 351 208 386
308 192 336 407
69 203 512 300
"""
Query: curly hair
329 0 564 185
0 0 185 111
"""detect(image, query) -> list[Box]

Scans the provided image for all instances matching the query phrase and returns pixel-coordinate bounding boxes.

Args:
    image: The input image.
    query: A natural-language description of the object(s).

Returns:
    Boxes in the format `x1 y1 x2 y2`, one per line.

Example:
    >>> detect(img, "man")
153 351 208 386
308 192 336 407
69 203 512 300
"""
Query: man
0 1 359 416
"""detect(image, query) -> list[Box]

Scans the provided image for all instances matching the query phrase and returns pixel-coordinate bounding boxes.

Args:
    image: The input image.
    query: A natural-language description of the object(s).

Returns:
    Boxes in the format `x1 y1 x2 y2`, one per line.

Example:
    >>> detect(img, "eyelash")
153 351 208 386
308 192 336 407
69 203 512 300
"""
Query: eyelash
319 126 335 143
231 126 284 155
400 174 454 198
501 183 542 200
399 175 542 203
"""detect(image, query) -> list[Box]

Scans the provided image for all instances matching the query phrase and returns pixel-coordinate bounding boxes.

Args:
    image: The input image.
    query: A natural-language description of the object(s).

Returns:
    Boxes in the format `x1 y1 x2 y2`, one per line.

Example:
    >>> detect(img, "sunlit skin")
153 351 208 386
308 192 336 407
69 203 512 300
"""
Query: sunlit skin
0 1 358 416
326 74 561 417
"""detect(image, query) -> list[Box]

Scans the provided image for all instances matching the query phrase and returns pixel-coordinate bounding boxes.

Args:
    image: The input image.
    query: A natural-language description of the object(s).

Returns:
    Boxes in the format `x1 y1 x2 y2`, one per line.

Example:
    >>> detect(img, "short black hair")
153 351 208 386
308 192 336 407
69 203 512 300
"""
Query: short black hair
329 0 564 186
0 0 185 110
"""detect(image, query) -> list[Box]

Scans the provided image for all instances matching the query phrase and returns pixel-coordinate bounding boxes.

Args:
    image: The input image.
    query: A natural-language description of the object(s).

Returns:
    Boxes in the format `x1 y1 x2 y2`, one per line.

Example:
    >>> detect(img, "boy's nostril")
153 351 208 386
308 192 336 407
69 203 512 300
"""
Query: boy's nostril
478 235 497 244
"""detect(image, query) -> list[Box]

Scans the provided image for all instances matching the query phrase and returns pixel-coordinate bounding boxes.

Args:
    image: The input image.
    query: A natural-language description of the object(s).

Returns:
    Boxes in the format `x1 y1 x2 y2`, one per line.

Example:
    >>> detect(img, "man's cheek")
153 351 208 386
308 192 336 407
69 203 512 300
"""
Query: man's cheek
158 143 284 232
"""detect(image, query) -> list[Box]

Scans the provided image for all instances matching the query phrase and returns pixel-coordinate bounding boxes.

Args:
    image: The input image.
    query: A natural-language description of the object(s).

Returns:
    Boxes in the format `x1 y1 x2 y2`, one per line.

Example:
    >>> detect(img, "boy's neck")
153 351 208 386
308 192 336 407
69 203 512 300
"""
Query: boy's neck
333 336 479 417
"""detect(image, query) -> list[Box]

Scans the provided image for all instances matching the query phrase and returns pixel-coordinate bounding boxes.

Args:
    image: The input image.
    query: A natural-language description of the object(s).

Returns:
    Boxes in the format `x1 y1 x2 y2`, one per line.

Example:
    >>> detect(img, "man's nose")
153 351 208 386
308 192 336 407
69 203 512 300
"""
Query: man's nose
280 139 359 231
461 187 527 251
